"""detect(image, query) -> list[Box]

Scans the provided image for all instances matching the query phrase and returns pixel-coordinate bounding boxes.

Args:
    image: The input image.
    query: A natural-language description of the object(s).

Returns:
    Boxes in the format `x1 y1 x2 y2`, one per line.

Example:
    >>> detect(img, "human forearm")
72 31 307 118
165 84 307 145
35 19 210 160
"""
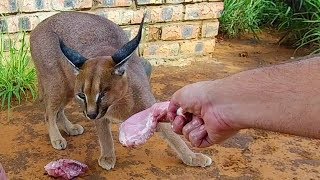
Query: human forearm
221 57 320 138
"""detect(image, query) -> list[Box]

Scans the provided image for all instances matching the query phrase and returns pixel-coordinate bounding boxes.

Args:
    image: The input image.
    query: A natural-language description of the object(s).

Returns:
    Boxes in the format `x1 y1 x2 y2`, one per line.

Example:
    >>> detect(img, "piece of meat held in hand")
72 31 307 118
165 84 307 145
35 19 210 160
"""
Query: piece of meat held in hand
119 101 169 147
119 101 183 147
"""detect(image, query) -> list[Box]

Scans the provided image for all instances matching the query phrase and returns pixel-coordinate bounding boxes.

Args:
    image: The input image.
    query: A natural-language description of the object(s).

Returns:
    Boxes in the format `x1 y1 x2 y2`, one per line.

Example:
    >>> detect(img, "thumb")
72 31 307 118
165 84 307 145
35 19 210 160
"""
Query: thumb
168 96 181 121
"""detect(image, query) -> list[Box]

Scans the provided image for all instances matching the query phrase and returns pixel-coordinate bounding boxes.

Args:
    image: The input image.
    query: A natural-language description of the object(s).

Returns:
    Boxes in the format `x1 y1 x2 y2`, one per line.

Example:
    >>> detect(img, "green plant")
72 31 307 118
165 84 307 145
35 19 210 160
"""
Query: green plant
220 0 320 54
0 32 37 110
262 1 294 30
219 0 274 38
293 0 320 54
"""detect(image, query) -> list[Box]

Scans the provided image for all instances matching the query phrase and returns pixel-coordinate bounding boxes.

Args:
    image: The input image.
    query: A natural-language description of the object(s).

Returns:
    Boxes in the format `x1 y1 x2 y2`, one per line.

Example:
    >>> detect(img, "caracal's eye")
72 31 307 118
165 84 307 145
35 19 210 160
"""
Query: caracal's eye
76 92 86 100
98 92 105 100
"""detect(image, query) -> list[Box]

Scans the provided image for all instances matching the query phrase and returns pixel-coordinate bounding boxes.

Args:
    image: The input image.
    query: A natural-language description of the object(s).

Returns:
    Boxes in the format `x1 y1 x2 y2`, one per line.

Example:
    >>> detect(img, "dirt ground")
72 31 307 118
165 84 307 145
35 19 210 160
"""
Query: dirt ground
1 32 320 179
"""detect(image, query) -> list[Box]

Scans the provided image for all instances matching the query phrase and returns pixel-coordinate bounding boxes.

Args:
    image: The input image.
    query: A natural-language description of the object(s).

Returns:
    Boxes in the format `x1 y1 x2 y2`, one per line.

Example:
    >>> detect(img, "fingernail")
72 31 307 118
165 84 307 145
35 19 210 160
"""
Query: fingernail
177 108 183 116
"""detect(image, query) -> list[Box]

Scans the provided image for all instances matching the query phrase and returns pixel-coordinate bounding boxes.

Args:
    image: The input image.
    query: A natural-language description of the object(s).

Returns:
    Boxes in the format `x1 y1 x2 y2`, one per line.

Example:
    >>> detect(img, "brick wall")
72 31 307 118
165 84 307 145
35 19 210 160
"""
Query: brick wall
0 0 224 66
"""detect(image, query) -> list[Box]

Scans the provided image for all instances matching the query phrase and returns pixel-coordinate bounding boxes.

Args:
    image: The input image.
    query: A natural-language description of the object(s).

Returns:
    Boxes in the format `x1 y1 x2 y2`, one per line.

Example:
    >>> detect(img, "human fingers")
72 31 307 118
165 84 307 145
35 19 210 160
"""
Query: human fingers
188 125 213 148
168 87 187 121
182 116 204 141
189 127 239 148
171 115 188 134
167 100 180 122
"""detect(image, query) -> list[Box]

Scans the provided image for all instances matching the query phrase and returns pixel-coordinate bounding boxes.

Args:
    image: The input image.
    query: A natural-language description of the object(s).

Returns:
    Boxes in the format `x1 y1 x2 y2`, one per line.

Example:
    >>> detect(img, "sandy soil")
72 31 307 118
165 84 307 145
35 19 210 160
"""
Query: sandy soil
1 33 320 179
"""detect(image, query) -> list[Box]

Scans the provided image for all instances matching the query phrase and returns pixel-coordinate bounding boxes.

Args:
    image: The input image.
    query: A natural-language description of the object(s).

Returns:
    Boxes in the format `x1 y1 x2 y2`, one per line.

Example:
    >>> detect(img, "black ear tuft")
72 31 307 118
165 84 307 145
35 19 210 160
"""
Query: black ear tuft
112 14 145 67
59 39 87 70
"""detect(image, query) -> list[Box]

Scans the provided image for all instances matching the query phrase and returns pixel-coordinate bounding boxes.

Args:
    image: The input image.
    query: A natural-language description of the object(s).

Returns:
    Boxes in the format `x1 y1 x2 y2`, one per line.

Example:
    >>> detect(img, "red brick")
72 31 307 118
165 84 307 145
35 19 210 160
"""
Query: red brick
94 5 184 25
185 0 206 2
165 0 184 4
0 19 8 32
161 22 200 40
0 0 18 14
180 39 215 55
94 8 149 25
5 13 57 33
185 2 224 20
18 14 42 31
201 21 219 38
122 26 138 40
137 0 163 5
166 0 216 3
142 42 180 58
5 16 18 33
124 25 161 42
93 0 132 7
19 0 51 12
131 9 146 24
4 14 43 33
144 5 184 23
36 12 59 22
93 8 133 25
203 39 215 53
146 26 161 41
122 25 147 42
51 0 92 11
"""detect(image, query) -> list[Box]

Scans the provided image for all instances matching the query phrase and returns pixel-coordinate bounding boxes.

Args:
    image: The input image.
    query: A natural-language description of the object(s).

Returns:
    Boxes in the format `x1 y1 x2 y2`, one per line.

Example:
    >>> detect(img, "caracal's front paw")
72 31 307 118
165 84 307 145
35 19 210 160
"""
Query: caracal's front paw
98 155 116 170
51 137 67 150
182 153 212 167
66 124 84 136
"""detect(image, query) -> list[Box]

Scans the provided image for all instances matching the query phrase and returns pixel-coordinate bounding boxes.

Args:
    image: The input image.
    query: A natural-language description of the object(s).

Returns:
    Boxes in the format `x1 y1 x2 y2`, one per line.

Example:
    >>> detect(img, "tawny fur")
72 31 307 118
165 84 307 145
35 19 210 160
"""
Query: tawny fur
30 11 212 170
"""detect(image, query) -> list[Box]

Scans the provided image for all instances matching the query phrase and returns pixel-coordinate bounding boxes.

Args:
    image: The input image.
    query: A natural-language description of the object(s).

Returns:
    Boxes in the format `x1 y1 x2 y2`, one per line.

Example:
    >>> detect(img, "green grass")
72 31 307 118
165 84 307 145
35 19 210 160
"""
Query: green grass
219 0 320 54
0 32 37 110
293 0 320 54
219 0 275 38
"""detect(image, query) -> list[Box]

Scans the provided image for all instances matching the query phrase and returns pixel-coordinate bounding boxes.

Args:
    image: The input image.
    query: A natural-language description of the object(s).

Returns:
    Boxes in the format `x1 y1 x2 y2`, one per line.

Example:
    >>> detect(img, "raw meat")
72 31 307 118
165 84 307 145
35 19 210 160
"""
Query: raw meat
44 159 88 179
119 101 183 147
0 163 7 180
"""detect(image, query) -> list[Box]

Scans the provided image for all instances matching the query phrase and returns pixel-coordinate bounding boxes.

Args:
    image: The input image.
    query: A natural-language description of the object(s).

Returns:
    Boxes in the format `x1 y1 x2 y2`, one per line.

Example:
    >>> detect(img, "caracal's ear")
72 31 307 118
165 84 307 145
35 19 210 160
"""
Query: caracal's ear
59 39 87 74
111 14 145 76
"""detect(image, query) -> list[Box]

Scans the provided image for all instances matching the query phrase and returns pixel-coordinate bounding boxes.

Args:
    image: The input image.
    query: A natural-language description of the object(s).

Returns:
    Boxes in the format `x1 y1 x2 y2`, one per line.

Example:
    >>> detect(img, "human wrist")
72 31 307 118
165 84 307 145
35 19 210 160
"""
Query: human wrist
209 70 269 131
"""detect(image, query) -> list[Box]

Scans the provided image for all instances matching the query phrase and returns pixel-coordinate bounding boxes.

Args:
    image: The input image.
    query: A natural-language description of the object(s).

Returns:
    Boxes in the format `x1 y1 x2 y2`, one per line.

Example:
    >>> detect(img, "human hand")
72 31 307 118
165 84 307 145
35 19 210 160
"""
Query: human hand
167 81 240 148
